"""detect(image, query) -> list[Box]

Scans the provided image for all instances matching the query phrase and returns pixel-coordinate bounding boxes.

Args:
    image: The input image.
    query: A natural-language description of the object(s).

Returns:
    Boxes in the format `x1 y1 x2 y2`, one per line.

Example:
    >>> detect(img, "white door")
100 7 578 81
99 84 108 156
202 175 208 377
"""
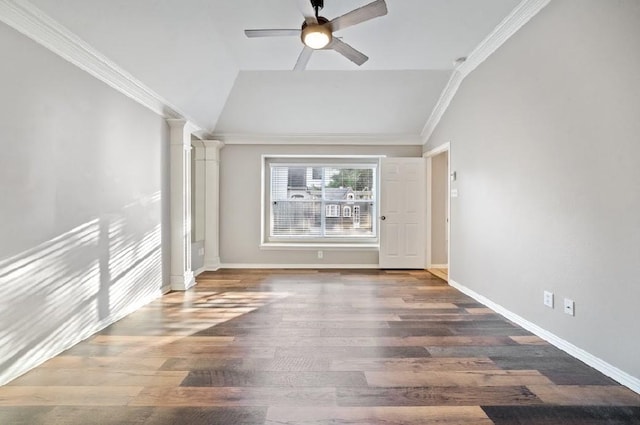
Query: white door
379 158 426 269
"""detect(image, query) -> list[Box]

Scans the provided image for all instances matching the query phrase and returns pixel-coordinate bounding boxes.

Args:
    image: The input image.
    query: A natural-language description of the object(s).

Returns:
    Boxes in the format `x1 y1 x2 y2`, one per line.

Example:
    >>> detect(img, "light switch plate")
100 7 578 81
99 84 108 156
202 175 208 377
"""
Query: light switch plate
543 291 554 308
564 298 575 316
451 188 459 198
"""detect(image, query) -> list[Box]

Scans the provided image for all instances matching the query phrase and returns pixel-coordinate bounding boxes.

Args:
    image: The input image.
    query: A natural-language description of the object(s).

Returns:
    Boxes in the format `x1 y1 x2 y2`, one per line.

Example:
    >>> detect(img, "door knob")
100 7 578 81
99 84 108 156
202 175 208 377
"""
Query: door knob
381 216 386 221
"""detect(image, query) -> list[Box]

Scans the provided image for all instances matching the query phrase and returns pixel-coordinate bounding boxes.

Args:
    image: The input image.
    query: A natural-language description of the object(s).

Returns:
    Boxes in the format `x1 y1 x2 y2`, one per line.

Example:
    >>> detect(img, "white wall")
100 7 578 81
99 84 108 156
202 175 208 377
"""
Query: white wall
0 22 170 385
425 0 640 380
220 144 422 266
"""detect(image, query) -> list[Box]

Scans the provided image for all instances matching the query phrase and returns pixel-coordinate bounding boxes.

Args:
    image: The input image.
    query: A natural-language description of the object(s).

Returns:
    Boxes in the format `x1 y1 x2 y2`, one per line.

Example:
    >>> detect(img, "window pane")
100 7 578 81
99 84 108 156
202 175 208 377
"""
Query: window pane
324 168 374 193
270 164 376 240
287 167 306 188
322 167 375 238
272 200 321 236
324 201 374 237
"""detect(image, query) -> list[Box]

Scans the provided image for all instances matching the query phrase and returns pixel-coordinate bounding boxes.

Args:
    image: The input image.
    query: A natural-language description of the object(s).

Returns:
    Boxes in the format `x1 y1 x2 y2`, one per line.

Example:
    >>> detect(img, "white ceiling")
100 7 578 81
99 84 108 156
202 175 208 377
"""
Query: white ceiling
27 0 522 140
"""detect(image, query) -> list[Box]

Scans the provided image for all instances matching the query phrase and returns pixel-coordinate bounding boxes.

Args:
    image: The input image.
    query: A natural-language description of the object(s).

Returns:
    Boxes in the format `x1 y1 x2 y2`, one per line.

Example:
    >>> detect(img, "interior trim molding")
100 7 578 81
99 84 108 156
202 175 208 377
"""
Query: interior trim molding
213 133 424 146
0 0 207 135
449 279 640 395
421 0 551 144
193 266 207 277
220 263 380 269
423 142 451 159
420 71 463 145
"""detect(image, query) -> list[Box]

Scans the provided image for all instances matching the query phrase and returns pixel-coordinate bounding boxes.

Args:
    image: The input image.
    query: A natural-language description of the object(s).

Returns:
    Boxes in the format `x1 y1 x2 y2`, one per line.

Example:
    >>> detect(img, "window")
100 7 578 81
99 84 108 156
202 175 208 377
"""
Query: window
326 204 340 217
265 158 378 243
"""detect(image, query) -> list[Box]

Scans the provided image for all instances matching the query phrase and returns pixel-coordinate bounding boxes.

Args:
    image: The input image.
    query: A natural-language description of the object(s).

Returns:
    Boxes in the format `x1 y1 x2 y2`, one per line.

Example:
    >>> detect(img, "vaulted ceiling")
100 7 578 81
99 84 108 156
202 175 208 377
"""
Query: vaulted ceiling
27 0 522 142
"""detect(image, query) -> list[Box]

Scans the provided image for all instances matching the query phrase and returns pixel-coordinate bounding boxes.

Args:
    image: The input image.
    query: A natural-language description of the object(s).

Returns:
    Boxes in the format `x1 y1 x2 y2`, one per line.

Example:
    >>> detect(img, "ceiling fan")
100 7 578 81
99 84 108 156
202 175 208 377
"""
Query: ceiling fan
244 0 388 71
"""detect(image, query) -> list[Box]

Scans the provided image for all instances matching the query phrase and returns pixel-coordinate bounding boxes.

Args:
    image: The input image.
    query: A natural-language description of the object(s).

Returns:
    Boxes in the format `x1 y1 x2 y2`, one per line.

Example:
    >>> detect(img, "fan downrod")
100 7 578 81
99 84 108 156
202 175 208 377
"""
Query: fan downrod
310 0 324 18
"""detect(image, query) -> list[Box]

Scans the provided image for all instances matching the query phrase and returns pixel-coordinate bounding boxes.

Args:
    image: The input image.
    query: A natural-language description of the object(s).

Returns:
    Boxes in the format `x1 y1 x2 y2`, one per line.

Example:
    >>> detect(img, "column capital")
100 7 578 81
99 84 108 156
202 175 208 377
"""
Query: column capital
167 119 197 147
203 140 225 161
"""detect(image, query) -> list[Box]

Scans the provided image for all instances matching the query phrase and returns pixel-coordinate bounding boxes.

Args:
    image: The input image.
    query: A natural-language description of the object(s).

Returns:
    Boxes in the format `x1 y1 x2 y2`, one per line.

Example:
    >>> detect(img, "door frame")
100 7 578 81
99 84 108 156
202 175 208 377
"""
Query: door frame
423 142 450 271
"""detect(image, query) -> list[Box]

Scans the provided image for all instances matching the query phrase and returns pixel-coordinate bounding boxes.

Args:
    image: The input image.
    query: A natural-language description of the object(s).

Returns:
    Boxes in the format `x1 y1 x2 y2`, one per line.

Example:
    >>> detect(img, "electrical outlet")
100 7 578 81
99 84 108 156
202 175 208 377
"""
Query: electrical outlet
317 250 323 259
564 298 575 316
543 291 554 308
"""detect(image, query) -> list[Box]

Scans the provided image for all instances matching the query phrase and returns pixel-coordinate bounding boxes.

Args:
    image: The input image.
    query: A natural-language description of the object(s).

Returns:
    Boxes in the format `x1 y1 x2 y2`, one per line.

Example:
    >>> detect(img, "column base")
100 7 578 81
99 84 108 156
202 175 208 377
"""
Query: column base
170 271 196 291
204 256 221 271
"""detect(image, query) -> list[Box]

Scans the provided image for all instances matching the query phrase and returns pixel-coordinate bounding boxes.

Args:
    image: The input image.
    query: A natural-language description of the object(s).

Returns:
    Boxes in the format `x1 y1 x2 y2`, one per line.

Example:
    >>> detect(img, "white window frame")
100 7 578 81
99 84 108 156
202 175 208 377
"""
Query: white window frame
326 204 340 218
261 155 381 249
343 206 352 218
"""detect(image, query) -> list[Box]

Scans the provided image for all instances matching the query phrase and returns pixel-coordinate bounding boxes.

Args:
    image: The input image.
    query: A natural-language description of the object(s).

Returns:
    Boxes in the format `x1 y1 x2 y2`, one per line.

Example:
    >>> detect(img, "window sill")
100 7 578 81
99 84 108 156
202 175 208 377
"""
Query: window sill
260 242 379 251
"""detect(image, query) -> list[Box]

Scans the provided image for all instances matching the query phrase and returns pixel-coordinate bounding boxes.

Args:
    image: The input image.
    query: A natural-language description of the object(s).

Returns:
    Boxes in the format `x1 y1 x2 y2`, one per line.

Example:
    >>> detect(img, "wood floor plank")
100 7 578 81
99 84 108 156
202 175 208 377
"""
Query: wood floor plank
180 370 367 387
7 369 187 387
365 370 554 387
510 335 548 345
0 386 143 406
231 335 518 347
130 387 337 407
482 405 640 425
39 356 166 371
274 346 431 359
330 357 500 372
265 406 494 425
39 406 268 425
527 385 640 406
336 386 543 407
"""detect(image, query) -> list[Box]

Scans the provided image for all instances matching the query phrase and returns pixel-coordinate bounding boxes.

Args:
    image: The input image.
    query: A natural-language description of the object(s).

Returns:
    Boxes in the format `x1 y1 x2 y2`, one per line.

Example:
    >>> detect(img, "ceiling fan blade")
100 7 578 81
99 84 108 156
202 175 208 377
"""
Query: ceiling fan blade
297 0 318 24
294 46 314 71
329 38 368 66
327 0 388 33
245 29 301 38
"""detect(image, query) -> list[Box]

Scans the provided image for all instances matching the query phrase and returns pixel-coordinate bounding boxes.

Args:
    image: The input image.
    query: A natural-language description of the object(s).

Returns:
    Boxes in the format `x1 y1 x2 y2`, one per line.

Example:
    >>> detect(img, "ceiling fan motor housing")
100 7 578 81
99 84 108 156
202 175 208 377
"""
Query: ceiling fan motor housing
301 16 332 49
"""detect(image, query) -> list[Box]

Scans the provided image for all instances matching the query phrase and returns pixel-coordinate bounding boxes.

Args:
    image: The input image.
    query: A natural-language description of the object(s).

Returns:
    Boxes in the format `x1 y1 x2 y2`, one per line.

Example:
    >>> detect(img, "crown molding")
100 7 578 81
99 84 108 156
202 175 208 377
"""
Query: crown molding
420 70 463 145
0 0 208 135
421 0 551 144
214 132 424 146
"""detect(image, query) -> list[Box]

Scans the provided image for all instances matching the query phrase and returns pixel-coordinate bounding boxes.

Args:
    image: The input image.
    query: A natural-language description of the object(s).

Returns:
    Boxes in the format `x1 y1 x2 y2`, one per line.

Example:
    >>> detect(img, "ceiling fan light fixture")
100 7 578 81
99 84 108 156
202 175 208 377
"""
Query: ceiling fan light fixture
301 23 332 49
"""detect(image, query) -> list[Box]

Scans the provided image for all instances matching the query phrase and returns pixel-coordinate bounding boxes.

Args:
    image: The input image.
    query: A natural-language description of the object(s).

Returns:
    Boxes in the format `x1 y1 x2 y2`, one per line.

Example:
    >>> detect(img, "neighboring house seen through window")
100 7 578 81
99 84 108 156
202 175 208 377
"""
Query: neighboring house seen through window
266 159 377 243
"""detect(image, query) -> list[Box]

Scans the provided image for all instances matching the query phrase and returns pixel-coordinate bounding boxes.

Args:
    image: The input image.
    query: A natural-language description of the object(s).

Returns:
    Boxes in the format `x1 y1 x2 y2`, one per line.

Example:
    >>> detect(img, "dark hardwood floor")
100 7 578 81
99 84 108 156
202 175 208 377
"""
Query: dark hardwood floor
1 269 639 424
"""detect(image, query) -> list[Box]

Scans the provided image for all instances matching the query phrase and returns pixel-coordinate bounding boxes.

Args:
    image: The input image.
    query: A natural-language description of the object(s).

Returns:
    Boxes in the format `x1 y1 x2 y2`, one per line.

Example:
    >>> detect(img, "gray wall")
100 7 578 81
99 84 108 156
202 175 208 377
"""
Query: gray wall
425 0 640 379
220 144 422 266
0 22 170 385
431 151 448 266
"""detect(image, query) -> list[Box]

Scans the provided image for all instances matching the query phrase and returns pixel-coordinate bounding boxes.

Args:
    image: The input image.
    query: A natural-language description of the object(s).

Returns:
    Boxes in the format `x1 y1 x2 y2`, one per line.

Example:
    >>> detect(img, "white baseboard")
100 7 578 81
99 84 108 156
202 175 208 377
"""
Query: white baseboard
219 263 379 270
170 271 196 291
449 279 640 394
193 266 206 277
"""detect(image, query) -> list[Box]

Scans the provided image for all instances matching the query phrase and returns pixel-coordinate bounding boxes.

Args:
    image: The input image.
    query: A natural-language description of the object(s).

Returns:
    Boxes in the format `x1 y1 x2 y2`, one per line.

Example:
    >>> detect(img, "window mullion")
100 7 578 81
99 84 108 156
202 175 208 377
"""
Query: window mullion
321 167 326 237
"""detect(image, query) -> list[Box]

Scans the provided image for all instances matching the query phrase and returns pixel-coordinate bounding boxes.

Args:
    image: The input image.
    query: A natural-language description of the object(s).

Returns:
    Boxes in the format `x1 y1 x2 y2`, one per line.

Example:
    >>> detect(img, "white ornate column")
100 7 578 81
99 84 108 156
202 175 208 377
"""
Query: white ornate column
192 140 206 244
202 140 224 271
168 119 196 290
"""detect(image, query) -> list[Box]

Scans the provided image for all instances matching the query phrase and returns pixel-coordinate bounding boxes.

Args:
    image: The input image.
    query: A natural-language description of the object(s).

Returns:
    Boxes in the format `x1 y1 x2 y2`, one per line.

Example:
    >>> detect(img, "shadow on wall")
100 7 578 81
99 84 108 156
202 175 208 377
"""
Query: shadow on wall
0 192 165 386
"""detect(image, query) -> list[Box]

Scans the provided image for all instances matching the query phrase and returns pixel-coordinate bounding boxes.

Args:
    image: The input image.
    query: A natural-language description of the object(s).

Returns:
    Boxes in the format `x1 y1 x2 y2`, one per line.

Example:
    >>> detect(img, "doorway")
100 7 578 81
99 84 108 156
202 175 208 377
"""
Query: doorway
425 144 450 281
